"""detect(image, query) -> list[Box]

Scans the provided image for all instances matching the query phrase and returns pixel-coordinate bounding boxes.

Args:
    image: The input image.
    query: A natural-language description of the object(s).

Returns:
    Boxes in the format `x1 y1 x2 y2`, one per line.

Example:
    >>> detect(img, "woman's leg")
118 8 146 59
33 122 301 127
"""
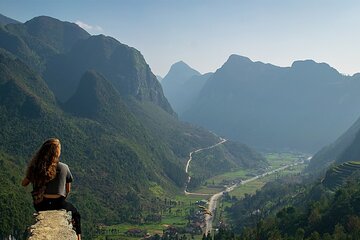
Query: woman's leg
34 198 58 211
58 197 82 236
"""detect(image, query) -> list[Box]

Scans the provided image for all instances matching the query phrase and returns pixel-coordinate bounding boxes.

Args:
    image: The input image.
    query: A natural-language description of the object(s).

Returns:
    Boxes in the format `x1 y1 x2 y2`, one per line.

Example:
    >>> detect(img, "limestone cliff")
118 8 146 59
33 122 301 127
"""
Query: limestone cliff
27 210 77 240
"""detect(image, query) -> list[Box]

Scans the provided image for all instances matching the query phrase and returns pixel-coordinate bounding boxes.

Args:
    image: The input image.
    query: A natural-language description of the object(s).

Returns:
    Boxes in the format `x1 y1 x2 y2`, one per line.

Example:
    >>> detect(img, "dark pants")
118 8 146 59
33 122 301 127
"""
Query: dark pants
34 197 81 235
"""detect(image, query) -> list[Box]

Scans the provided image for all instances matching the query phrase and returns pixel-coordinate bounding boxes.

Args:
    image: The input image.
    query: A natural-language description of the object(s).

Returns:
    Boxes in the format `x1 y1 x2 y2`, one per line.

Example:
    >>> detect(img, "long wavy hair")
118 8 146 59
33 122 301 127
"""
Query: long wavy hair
26 138 61 187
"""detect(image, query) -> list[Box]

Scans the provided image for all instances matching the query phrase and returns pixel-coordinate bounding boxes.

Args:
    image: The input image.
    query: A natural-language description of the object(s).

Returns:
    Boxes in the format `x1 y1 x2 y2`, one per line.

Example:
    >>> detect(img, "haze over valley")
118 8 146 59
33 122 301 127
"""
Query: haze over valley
162 55 360 153
1 2 360 239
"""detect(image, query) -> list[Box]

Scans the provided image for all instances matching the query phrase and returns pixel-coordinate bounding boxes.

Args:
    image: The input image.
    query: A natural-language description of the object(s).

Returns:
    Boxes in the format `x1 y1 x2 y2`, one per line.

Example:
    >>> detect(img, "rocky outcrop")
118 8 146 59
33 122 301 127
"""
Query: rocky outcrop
27 210 77 240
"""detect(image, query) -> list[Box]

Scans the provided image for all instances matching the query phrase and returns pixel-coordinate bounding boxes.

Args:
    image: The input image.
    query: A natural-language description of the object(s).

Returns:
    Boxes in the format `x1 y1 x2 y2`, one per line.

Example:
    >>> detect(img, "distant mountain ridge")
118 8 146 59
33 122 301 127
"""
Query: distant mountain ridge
182 54 360 153
161 61 211 114
0 13 20 25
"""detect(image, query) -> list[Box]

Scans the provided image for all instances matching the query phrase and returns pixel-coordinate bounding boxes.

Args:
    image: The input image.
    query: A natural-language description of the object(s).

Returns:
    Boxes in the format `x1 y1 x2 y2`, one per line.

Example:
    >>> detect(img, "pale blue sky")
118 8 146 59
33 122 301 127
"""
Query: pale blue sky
1 0 359 76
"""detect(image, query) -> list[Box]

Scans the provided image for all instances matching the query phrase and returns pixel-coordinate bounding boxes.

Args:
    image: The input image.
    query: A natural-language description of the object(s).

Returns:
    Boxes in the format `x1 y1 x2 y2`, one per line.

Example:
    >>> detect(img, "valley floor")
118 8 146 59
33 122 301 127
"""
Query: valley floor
94 152 307 240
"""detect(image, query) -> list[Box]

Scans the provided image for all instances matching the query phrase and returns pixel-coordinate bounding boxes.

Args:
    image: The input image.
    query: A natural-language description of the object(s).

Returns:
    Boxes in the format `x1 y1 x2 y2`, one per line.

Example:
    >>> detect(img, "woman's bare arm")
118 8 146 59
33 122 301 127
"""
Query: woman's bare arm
66 182 71 197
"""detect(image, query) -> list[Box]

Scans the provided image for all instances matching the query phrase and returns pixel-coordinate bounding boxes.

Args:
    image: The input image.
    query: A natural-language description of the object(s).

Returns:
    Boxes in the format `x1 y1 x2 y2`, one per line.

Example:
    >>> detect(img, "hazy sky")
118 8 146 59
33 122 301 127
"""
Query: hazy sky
1 0 359 76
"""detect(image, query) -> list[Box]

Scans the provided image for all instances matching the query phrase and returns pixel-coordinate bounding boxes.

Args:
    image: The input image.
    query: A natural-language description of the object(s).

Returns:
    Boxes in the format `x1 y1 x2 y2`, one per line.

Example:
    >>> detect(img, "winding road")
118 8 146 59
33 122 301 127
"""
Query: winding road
184 137 227 195
204 160 305 234
183 137 305 234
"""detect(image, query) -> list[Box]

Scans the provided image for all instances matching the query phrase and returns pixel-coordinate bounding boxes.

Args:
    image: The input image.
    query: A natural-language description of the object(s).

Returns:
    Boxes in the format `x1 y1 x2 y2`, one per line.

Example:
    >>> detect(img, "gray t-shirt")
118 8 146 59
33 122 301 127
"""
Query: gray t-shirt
45 162 73 197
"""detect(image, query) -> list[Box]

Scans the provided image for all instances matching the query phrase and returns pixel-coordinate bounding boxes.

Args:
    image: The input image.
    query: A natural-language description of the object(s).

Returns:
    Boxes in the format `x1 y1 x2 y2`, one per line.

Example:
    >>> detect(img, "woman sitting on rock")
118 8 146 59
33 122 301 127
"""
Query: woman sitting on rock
22 138 81 240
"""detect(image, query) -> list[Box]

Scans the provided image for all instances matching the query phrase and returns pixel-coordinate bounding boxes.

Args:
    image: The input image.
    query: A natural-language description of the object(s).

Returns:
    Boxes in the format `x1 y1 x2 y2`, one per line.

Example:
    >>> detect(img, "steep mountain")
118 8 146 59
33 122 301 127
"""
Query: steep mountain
0 16 268 238
0 16 90 72
307 116 360 174
20 16 90 53
63 70 132 121
177 73 213 113
183 54 360 153
0 13 20 25
338 134 360 163
44 34 174 114
162 61 201 89
0 49 184 238
0 16 173 114
161 61 210 114
63 70 188 186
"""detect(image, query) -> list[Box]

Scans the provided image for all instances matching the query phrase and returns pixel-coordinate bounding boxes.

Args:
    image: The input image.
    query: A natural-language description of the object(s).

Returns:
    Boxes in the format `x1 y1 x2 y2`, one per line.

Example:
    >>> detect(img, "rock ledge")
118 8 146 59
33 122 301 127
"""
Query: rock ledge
27 210 77 240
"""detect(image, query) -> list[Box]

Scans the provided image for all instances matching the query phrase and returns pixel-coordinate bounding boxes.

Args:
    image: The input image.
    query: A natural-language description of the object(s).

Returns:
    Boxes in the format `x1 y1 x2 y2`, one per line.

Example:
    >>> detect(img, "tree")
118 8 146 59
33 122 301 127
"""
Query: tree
307 232 320 240
332 224 346 240
295 228 305 240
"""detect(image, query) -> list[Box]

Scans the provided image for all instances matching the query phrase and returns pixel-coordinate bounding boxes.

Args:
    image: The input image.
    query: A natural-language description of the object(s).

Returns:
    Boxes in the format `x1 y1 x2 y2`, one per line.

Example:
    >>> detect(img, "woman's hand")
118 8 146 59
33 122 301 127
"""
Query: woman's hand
21 177 30 187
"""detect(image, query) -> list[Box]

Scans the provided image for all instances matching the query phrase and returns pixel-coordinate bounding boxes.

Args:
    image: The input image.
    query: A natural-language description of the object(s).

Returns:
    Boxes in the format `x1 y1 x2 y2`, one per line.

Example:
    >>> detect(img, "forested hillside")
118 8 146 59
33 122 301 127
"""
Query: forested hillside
188 141 267 189
211 86 360 239
211 129 360 240
216 169 360 240
1 2 360 240
0 15 266 239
